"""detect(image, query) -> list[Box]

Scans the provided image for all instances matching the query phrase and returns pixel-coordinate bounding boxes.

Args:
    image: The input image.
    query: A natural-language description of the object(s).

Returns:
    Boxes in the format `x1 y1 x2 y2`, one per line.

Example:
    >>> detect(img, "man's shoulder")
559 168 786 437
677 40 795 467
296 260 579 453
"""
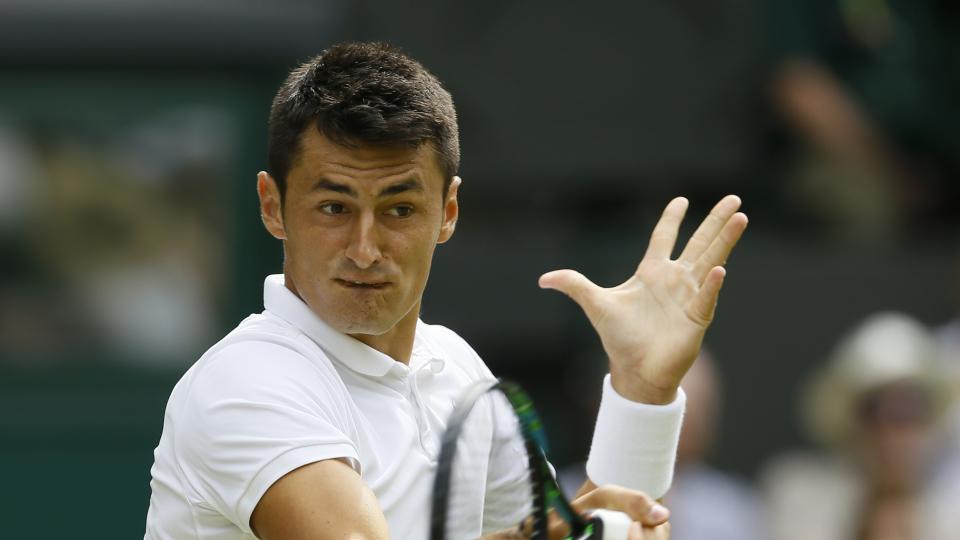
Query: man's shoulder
173 312 346 406
418 320 468 347
417 321 494 379
207 312 317 362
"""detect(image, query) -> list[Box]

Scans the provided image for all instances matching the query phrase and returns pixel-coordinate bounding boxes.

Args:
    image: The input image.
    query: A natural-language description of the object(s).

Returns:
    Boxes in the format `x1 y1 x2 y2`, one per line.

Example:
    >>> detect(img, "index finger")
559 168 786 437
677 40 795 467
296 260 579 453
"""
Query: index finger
644 197 689 261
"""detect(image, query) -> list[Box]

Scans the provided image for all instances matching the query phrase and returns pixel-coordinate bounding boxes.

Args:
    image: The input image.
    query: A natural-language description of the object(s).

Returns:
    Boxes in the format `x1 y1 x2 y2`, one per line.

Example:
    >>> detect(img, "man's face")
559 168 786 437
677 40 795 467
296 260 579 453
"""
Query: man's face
259 128 459 337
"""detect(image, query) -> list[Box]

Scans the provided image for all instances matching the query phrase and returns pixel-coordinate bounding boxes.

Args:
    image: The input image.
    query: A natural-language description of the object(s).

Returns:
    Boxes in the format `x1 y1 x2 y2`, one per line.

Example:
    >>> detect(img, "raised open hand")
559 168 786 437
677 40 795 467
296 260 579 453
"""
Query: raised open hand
539 196 747 404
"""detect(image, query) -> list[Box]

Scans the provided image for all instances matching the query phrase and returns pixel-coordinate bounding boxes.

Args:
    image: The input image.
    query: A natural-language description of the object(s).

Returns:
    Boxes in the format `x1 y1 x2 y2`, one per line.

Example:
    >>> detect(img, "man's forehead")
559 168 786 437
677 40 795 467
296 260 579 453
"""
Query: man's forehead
293 128 443 184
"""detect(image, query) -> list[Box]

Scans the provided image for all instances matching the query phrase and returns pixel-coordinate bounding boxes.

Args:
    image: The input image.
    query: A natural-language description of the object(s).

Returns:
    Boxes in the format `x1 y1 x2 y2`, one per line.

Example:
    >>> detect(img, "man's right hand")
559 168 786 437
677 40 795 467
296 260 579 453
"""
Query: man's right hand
482 483 672 540
567 483 671 540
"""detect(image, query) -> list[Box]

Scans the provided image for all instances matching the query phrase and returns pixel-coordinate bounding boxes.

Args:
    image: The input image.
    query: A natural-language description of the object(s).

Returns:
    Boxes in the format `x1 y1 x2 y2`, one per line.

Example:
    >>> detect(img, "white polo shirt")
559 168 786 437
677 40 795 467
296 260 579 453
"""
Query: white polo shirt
145 275 530 539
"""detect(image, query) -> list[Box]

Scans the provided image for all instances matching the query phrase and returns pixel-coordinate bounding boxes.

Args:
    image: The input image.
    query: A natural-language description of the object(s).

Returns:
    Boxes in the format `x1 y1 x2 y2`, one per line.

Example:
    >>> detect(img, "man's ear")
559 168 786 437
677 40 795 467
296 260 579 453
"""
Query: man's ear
438 176 461 244
257 171 286 240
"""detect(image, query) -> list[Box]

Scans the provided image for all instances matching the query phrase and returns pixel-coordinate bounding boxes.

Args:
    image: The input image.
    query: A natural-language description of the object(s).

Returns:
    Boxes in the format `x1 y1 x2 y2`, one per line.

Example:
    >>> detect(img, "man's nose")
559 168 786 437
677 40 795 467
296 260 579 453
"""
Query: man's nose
344 211 382 269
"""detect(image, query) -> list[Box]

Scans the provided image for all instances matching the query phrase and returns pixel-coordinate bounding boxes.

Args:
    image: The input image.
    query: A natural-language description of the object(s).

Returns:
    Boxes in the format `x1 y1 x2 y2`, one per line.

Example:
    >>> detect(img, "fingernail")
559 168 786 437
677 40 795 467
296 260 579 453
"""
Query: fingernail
647 503 670 521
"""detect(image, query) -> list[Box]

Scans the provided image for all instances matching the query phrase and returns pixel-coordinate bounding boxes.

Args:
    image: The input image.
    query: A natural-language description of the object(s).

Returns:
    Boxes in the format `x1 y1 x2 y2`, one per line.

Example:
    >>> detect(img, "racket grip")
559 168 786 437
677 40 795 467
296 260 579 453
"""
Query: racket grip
587 509 633 540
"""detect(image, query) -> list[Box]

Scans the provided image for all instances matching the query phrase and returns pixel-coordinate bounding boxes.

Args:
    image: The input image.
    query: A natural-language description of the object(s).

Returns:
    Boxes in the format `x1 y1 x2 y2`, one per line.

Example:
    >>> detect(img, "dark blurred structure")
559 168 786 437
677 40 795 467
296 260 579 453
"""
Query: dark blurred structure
764 0 960 241
0 1 957 538
934 255 960 468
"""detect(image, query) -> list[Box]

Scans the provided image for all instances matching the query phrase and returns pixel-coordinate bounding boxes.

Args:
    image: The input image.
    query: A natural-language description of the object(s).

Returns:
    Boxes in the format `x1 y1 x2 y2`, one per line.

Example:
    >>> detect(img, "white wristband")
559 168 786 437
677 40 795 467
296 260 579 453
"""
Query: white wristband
585 374 686 499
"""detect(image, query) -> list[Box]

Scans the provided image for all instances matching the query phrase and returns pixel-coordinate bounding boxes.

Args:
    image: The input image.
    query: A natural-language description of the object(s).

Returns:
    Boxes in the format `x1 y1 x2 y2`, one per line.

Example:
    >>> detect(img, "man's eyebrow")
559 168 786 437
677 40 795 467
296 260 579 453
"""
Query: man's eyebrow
310 178 356 197
378 179 424 197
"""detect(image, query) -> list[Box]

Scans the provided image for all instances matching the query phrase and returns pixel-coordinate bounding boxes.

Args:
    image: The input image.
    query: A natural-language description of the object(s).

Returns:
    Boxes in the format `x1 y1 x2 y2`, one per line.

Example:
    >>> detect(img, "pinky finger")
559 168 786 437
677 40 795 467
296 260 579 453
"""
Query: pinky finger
628 521 672 540
647 522 672 540
689 266 726 324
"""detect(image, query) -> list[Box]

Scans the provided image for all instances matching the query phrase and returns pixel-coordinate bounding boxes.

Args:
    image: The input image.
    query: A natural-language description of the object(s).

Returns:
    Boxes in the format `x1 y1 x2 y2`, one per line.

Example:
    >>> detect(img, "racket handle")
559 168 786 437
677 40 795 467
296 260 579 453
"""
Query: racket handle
586 509 633 540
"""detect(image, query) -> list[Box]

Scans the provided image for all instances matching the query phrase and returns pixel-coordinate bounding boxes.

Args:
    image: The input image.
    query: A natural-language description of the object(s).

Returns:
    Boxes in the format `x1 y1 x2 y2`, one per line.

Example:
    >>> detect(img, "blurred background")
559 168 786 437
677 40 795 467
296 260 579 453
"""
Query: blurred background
1 0 958 538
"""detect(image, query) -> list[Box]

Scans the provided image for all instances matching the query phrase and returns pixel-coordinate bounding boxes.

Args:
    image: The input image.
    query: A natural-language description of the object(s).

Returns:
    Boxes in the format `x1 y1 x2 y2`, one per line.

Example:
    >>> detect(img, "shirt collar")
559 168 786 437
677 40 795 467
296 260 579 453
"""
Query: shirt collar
262 274 435 377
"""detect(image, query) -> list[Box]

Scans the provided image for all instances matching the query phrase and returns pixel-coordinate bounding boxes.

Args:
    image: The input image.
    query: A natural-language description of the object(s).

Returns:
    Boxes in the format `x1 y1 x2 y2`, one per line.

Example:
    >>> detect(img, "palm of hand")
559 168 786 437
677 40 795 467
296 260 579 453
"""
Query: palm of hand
540 196 747 403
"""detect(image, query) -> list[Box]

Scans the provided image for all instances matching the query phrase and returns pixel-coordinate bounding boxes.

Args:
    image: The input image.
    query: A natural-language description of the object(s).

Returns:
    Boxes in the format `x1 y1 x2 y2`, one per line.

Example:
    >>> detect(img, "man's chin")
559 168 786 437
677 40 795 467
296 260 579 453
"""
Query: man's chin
344 325 390 337
333 317 396 337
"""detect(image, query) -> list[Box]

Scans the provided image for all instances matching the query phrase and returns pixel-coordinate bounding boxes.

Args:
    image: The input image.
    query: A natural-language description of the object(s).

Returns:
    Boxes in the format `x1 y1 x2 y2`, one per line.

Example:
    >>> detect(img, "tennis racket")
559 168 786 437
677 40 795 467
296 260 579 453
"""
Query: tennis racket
430 378 633 540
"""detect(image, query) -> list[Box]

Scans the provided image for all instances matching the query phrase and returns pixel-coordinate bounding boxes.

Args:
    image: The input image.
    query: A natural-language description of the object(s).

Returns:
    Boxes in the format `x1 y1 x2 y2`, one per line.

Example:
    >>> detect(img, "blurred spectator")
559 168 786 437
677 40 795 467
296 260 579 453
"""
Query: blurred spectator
762 312 960 540
766 0 960 242
665 349 767 540
560 349 766 540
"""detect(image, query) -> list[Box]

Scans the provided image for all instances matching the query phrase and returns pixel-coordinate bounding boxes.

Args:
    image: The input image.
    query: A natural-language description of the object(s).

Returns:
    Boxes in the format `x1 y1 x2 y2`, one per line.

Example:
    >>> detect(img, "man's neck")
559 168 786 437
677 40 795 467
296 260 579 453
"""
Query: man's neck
349 306 420 365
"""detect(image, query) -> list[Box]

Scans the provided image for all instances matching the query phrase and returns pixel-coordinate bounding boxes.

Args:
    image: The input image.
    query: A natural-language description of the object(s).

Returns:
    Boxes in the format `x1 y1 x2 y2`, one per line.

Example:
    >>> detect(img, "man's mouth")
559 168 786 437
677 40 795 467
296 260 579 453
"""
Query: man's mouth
334 278 390 290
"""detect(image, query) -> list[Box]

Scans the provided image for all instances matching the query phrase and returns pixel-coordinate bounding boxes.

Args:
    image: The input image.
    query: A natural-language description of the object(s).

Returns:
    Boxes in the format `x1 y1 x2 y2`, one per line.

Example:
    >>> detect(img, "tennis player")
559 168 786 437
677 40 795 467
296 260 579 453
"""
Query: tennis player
144 42 747 540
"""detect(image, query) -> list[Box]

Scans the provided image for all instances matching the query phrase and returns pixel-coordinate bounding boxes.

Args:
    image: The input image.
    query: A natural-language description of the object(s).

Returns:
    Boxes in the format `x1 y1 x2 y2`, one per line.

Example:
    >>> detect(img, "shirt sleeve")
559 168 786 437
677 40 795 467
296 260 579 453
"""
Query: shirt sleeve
172 339 360 534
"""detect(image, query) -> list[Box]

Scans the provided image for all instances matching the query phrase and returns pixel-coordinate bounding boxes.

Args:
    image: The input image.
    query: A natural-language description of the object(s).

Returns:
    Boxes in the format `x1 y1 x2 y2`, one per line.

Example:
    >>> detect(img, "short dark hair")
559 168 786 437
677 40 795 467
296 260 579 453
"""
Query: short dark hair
267 42 460 198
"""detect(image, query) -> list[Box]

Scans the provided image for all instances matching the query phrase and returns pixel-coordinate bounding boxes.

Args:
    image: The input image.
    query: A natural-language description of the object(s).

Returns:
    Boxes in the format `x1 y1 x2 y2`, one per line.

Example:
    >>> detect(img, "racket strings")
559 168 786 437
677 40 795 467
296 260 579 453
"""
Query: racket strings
432 381 597 540
445 389 542 539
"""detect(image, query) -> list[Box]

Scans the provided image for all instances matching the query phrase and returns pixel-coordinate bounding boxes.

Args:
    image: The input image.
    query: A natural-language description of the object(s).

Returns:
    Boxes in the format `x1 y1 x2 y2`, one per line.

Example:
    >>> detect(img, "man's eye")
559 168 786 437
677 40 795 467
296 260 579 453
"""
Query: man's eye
387 205 414 218
319 203 346 215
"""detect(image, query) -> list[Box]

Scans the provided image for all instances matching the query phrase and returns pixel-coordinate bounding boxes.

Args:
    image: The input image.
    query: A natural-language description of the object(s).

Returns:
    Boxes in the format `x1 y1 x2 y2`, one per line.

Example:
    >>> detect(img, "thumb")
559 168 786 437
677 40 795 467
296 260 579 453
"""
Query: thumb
538 269 600 308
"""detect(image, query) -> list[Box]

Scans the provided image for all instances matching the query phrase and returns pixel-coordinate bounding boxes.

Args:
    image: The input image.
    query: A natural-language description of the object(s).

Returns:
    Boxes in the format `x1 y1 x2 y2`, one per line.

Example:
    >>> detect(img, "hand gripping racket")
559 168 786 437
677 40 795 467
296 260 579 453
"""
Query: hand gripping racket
430 379 633 540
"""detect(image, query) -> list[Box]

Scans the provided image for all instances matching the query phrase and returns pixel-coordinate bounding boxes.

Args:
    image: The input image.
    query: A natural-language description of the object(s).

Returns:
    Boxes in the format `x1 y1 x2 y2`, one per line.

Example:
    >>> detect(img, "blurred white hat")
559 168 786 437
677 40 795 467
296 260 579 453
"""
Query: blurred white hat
802 312 953 448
